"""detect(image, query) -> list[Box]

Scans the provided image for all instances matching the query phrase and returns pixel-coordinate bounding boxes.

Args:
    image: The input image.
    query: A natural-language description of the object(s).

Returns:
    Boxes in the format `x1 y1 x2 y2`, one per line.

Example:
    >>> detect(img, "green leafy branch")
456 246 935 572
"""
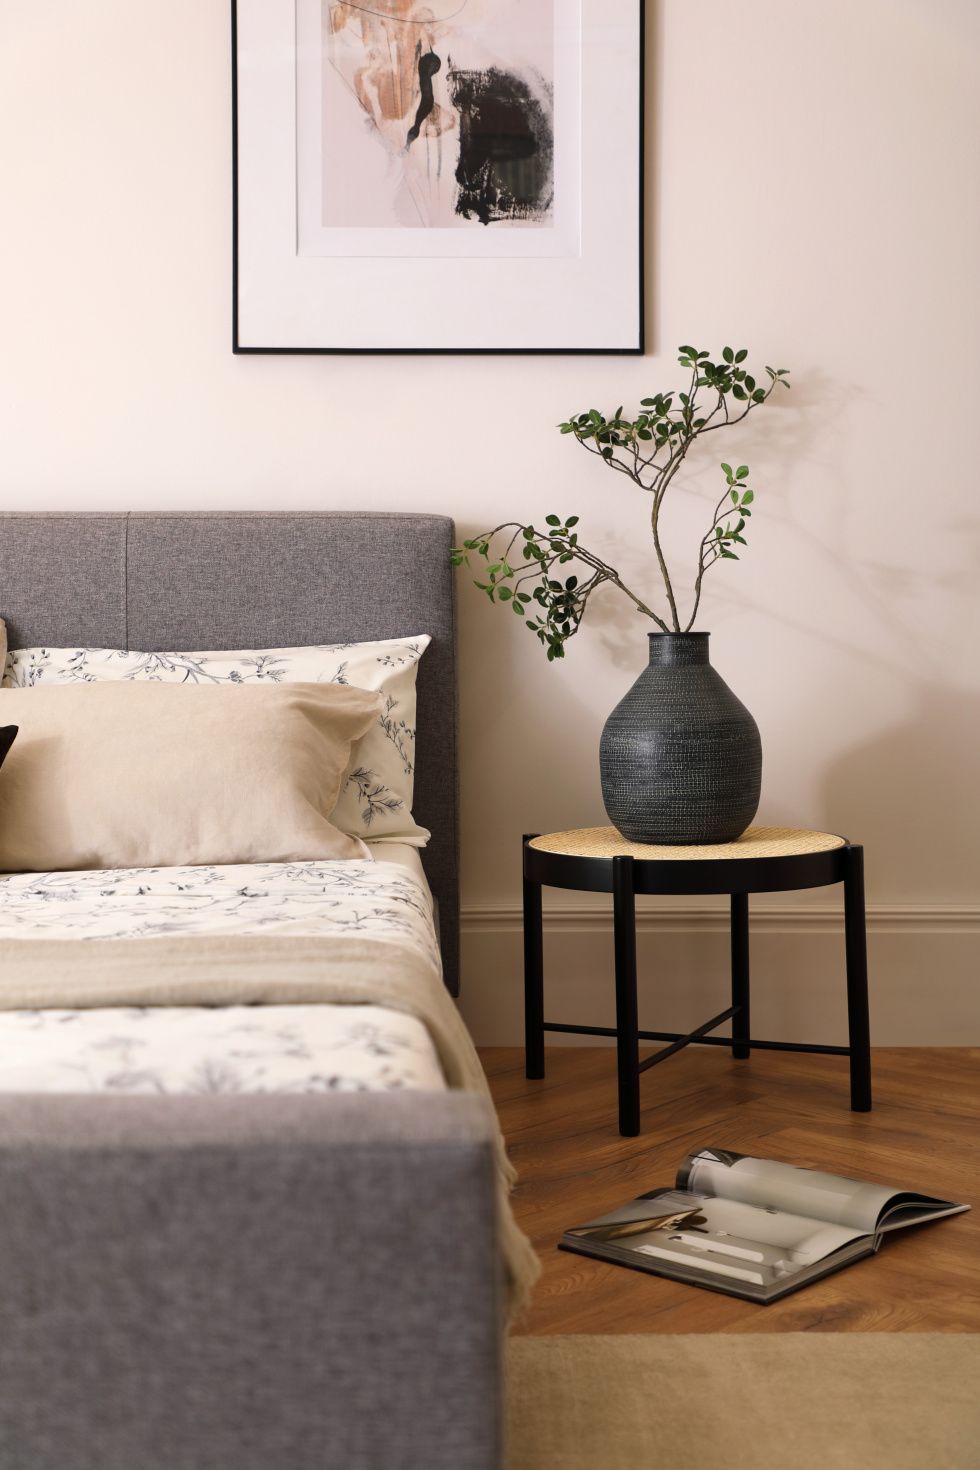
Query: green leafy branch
451 514 663 660
452 346 790 655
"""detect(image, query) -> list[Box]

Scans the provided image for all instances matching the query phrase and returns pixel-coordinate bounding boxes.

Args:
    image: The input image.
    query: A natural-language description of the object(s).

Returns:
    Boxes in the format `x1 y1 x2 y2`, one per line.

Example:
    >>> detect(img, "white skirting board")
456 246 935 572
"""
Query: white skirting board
458 903 980 1047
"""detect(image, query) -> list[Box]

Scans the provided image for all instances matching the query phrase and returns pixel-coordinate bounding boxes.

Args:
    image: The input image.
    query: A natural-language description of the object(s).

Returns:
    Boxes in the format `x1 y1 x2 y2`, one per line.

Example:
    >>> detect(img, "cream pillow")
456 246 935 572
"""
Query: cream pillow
2 636 430 846
0 682 382 873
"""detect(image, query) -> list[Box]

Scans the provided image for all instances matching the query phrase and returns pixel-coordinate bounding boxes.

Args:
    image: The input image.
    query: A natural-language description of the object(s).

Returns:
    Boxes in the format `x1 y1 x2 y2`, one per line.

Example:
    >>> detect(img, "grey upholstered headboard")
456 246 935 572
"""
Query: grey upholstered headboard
0 512 460 994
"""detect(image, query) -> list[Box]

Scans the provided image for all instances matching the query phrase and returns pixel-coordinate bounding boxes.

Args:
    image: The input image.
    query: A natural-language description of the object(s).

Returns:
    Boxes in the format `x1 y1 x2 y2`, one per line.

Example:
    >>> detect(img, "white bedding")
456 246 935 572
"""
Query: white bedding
0 847 446 1095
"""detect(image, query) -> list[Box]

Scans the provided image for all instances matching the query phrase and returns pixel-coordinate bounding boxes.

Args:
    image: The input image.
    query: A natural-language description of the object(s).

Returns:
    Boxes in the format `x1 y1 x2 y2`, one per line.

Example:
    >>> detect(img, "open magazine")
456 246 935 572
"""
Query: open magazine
561 1148 969 1304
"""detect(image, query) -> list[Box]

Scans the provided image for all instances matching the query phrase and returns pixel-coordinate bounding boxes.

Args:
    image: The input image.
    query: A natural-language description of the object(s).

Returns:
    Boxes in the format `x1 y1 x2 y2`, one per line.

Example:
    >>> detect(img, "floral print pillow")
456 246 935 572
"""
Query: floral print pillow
2 636 430 846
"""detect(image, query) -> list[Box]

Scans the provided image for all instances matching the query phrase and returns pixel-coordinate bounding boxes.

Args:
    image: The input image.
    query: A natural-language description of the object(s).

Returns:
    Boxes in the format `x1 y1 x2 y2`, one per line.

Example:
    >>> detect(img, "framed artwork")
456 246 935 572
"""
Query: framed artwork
232 1 644 353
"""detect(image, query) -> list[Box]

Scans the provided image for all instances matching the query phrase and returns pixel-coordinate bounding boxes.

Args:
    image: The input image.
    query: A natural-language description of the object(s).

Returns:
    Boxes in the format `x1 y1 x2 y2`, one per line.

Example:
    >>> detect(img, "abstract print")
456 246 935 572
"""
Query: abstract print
322 0 555 229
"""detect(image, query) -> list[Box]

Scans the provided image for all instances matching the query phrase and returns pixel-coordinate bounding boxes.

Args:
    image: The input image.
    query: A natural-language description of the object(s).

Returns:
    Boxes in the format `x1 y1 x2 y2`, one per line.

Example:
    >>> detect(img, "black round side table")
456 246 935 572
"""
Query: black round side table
522 825 871 1137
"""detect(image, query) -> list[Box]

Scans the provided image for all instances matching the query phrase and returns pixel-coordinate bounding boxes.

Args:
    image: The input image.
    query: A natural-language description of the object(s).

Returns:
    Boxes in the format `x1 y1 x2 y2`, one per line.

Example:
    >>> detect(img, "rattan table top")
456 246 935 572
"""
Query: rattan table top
528 826 846 862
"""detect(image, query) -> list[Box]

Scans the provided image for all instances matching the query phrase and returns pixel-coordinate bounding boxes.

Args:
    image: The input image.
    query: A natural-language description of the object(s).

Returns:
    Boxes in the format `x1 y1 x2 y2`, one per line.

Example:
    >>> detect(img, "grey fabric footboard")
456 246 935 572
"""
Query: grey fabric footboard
0 1091 504 1470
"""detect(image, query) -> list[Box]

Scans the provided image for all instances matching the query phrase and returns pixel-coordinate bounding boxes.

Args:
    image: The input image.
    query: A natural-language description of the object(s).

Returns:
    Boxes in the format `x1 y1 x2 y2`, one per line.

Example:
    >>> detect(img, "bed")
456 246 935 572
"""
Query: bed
0 512 526 1470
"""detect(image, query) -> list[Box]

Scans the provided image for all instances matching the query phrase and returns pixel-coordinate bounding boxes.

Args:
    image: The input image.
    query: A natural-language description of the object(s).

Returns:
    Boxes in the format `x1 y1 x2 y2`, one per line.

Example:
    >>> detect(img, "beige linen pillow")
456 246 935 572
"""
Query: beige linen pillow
2 635 431 845
0 682 383 872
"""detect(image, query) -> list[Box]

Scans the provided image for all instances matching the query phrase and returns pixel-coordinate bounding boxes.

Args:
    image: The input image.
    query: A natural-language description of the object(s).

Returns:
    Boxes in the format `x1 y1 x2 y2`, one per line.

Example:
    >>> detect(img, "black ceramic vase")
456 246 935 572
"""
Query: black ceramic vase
599 632 761 845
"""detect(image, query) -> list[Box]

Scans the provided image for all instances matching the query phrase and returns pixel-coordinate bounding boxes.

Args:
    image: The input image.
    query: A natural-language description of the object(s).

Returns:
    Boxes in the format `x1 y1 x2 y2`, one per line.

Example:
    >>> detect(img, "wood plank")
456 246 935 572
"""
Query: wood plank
480 1046 980 1334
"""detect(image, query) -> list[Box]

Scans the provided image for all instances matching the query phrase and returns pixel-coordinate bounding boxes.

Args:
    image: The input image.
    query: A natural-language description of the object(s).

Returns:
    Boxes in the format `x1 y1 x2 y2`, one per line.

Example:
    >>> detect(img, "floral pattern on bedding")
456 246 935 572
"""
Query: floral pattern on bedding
0 860 439 966
1 637 430 845
0 861 445 1095
0 1004 446 1095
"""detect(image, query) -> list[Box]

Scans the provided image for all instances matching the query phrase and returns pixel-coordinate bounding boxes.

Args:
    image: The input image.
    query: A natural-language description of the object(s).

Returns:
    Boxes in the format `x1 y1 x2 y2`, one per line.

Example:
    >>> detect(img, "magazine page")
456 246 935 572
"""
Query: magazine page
875 1197 969 1231
677 1149 902 1233
566 1189 710 1242
614 1196 865 1292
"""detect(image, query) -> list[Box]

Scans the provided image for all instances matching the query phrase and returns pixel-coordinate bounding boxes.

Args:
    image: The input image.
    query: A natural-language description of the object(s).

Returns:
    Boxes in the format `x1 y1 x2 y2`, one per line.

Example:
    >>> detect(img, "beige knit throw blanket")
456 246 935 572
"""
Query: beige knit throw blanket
0 932 540 1317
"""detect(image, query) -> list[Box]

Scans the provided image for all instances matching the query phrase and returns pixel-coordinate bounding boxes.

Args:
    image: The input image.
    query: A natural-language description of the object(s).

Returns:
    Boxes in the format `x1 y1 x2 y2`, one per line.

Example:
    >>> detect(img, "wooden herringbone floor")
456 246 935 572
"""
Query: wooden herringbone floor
481 1046 980 1333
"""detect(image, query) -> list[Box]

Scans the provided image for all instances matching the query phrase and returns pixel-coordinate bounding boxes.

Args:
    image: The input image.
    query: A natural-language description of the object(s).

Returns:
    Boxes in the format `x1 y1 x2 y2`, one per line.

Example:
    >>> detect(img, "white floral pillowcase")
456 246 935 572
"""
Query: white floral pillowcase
2 635 431 846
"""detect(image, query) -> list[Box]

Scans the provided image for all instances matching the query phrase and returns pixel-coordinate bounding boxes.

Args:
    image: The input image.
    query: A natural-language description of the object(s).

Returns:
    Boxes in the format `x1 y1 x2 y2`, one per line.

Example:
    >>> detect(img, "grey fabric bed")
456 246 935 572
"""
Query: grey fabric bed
0 512 506 1470
0 510 459 992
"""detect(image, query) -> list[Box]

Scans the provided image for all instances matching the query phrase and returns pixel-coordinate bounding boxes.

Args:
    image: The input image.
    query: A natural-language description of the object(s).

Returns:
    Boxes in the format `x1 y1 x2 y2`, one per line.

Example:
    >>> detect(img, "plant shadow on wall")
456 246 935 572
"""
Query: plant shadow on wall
820 683 980 896
811 477 980 890
453 346 791 844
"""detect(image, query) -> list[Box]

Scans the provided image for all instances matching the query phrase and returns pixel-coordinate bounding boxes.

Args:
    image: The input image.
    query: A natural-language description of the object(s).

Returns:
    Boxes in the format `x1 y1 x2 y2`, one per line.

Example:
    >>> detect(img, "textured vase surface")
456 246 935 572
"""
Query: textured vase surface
599 632 762 845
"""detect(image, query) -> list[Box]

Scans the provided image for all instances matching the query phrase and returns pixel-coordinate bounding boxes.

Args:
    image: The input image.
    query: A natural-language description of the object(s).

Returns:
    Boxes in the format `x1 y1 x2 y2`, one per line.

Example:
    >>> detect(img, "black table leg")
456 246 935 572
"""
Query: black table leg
843 844 872 1112
612 855 640 1136
523 835 545 1080
730 893 751 1059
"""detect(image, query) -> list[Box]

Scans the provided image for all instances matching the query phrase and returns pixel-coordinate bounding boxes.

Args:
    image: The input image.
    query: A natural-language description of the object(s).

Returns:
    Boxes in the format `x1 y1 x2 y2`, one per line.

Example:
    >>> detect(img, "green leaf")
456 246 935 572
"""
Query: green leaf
721 462 733 477
730 490 739 504
740 489 754 505
497 587 512 600
735 349 747 363
545 514 561 526
722 346 734 364
565 515 579 527
736 465 749 479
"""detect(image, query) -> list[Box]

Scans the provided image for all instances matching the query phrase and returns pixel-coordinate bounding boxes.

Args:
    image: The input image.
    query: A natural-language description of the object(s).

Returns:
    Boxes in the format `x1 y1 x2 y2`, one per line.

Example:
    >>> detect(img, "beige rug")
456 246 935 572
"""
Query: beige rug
508 1335 980 1470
